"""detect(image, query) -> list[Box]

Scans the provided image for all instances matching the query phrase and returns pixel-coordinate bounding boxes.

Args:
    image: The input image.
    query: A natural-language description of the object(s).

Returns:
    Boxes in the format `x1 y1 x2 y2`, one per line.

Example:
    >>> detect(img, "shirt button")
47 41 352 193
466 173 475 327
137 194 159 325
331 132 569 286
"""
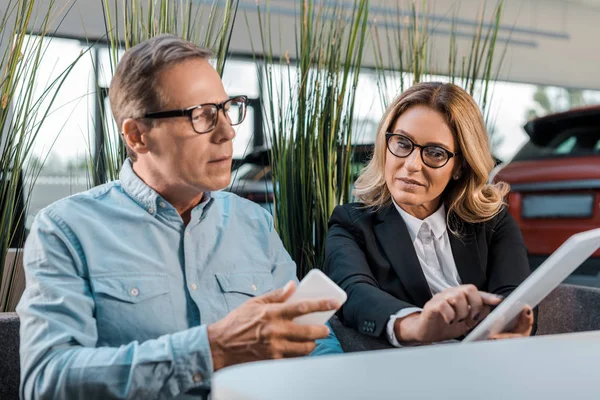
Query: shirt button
185 231 190 237
148 207 155 214
192 373 203 383
159 201 166 208
190 283 198 291
251 284 258 292
130 287 139 297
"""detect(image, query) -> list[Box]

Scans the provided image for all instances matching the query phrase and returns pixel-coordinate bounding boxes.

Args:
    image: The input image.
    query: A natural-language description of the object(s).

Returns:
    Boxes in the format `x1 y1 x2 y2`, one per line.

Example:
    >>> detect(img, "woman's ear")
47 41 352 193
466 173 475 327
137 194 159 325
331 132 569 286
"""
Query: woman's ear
122 118 150 155
452 159 466 180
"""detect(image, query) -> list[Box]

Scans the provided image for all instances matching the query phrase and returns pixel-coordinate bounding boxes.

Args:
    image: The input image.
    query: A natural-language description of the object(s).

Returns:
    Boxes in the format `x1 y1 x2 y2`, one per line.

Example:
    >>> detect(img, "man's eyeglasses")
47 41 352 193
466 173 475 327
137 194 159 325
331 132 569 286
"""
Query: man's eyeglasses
385 133 459 169
144 95 248 134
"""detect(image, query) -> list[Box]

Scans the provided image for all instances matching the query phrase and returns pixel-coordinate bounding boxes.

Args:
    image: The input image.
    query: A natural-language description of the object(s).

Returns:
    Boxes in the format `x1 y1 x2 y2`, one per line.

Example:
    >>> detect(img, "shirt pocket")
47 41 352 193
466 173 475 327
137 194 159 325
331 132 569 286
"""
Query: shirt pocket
92 273 176 345
215 271 274 312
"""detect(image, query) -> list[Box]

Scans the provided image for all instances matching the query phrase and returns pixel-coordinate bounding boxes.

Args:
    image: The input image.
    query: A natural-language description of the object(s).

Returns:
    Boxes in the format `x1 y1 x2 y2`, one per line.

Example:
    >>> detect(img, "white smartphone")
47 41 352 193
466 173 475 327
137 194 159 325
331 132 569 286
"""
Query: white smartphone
285 269 348 325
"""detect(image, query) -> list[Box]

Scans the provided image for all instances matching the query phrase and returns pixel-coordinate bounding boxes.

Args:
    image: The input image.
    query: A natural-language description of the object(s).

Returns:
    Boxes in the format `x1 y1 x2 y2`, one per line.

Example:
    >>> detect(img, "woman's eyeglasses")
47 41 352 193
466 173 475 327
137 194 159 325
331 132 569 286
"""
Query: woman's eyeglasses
385 133 459 169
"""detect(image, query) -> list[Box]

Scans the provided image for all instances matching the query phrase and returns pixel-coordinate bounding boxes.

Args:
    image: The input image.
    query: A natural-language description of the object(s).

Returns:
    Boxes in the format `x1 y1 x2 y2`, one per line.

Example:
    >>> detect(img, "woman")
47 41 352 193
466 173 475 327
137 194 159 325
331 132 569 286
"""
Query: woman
325 82 534 345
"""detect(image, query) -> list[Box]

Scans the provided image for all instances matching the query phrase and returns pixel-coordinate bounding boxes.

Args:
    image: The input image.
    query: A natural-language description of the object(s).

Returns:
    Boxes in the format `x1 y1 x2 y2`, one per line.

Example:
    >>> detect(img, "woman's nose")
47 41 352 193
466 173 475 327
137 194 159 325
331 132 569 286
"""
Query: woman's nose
404 149 423 171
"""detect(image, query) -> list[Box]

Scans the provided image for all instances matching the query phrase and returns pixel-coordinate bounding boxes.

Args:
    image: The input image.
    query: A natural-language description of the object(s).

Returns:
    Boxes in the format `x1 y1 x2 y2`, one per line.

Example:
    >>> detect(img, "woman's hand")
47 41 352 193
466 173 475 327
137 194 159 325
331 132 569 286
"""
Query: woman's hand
488 306 534 340
394 284 504 343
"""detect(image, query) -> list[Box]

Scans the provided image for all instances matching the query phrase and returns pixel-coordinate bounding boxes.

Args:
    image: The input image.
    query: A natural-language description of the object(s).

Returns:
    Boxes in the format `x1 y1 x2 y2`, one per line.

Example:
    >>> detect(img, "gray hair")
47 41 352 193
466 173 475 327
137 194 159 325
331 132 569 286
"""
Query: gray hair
109 34 213 161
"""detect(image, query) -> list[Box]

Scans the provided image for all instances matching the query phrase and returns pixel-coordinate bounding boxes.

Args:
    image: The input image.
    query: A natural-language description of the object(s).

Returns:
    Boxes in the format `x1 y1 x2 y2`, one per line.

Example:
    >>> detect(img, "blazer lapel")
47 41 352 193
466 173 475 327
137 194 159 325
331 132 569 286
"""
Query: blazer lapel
374 205 432 307
448 226 486 287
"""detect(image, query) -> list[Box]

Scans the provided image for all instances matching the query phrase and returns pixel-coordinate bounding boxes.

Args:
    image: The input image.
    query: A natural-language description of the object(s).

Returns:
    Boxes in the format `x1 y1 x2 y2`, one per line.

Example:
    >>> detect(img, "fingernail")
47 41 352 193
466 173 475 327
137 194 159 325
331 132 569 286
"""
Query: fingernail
473 313 480 321
329 300 339 309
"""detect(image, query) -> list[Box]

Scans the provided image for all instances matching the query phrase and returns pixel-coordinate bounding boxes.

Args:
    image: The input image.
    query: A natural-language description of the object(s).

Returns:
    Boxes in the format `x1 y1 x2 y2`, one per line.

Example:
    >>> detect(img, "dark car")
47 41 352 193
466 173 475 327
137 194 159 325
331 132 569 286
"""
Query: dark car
227 144 375 213
493 106 600 287
227 148 274 213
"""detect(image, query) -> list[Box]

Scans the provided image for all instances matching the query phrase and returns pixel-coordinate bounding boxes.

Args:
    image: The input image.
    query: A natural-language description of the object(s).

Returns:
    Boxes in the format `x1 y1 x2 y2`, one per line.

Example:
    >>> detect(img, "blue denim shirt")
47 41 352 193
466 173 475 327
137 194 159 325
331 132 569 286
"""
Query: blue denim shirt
17 160 342 399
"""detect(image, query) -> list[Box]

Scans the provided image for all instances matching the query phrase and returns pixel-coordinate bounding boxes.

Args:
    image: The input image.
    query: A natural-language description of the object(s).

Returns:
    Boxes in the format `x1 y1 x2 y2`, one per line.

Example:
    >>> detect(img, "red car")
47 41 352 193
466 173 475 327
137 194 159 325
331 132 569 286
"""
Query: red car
494 106 600 287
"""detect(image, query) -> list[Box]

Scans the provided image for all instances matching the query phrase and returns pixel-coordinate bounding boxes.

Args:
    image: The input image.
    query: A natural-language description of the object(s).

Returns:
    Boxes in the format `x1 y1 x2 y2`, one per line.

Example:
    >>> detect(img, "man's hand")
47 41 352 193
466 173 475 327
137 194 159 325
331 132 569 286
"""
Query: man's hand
207 281 340 371
394 285 504 343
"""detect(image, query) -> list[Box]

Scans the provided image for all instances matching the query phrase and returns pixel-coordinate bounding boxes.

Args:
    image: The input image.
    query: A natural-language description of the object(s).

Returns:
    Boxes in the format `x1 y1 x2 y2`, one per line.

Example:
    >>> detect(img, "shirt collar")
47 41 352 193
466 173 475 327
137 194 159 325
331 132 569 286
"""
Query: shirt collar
119 159 212 217
119 159 160 215
190 192 213 221
392 199 447 242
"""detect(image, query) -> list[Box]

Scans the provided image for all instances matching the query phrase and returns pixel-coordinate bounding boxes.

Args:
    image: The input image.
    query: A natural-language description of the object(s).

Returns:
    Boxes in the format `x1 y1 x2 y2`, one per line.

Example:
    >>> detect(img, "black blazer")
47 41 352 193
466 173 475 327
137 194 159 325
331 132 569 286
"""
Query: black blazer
324 202 534 339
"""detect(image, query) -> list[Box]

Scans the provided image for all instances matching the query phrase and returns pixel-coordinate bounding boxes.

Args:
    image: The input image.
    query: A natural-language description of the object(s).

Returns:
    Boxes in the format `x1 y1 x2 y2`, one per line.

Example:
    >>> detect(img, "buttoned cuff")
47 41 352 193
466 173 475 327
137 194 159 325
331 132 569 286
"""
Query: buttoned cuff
386 307 423 347
170 324 215 392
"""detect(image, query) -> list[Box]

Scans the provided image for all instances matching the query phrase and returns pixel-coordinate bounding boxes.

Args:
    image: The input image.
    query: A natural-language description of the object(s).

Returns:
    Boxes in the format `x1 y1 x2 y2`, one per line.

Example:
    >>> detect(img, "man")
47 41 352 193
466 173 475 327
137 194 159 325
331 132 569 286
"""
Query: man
17 34 342 399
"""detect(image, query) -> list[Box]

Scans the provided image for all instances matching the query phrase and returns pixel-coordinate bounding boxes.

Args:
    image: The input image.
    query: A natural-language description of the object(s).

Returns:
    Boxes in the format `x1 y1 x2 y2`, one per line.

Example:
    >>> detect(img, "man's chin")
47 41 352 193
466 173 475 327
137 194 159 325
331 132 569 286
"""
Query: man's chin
200 175 231 192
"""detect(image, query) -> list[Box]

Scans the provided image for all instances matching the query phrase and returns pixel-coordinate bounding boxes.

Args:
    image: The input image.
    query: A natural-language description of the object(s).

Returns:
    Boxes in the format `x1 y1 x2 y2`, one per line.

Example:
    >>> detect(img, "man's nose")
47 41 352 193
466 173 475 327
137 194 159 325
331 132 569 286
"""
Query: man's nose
212 111 236 142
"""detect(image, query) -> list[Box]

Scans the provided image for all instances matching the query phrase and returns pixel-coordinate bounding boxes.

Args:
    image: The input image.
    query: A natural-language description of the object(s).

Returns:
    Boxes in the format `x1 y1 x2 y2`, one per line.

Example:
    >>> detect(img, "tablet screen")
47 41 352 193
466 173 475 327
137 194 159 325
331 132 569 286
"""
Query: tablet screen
463 227 600 342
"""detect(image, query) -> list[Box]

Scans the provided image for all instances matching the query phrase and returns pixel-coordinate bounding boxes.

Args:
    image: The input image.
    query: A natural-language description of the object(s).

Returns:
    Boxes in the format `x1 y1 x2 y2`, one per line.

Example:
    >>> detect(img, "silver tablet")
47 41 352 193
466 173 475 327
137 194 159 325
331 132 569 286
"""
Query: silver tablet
463 227 600 342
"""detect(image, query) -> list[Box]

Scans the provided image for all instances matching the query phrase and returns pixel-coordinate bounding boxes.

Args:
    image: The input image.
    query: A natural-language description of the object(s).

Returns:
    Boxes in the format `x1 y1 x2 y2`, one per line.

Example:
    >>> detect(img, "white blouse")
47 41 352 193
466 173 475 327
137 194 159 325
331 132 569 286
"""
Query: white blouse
386 200 462 347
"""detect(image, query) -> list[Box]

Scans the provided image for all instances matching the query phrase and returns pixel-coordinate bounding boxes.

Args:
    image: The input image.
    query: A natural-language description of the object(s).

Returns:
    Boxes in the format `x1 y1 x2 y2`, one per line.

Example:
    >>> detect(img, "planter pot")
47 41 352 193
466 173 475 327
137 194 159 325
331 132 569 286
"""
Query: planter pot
1 249 25 312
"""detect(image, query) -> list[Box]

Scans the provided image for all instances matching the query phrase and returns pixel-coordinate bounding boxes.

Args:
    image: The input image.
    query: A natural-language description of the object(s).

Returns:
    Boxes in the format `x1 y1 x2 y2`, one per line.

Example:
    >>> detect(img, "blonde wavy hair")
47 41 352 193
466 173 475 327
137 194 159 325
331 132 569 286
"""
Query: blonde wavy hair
354 82 509 230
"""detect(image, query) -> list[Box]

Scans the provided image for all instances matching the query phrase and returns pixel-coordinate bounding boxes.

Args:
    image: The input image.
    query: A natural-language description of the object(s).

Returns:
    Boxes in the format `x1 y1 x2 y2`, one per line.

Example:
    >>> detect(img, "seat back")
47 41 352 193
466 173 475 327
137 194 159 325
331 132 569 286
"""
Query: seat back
537 283 600 335
0 312 20 399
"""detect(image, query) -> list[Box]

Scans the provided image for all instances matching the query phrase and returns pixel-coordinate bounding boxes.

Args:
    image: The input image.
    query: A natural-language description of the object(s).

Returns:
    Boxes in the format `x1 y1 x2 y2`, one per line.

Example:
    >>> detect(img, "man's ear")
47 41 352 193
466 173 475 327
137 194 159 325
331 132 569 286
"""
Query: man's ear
122 118 150 155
